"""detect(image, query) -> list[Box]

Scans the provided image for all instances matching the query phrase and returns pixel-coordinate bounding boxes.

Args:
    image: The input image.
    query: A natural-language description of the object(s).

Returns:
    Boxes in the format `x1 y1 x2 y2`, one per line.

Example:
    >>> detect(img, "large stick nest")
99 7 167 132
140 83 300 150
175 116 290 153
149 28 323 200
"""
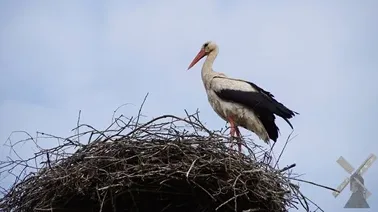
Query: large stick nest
0 107 319 212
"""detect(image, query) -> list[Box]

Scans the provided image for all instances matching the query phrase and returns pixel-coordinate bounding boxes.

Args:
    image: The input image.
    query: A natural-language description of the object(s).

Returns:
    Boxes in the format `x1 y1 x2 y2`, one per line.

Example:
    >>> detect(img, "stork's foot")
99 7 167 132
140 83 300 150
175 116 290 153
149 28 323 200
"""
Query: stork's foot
227 117 243 153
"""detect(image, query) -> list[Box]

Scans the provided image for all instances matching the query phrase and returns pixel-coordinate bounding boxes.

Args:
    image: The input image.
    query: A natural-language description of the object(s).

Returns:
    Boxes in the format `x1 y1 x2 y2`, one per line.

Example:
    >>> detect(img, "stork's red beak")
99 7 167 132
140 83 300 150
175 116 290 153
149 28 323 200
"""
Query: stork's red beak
187 49 206 70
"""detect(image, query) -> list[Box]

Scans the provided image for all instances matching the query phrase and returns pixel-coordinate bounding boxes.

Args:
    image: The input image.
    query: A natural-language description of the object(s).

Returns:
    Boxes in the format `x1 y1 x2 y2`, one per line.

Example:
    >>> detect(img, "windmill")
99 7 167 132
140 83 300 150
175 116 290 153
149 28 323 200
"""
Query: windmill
333 153 376 208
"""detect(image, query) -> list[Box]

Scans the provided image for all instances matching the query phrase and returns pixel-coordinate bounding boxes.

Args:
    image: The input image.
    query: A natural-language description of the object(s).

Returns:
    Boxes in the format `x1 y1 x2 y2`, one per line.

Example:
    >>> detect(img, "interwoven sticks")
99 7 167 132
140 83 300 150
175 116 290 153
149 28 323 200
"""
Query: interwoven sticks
0 109 322 212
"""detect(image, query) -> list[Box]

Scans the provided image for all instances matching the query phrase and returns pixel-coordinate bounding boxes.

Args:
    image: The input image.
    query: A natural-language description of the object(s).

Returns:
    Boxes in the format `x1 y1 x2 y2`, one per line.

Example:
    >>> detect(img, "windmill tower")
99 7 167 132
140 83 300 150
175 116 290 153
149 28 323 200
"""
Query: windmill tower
333 153 376 208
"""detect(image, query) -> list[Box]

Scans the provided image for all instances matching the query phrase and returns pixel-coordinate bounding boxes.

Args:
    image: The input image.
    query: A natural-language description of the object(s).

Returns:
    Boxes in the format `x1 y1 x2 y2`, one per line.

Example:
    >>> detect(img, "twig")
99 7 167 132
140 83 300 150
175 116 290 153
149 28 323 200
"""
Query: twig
76 110 81 144
274 131 297 169
289 178 339 193
280 163 296 173
111 103 134 124
186 158 199 179
303 196 325 212
135 92 149 129
215 191 248 211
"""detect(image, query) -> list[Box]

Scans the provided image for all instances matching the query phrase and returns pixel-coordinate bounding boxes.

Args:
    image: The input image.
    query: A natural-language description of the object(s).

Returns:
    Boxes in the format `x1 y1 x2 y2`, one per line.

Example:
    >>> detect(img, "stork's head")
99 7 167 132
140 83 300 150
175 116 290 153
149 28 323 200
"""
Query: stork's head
187 41 218 70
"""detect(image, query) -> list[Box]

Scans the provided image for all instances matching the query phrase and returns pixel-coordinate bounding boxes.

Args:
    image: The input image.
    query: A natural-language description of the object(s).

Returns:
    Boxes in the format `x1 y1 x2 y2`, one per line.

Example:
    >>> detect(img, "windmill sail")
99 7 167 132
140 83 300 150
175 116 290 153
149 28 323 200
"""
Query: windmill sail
357 154 376 176
333 177 350 198
337 156 355 174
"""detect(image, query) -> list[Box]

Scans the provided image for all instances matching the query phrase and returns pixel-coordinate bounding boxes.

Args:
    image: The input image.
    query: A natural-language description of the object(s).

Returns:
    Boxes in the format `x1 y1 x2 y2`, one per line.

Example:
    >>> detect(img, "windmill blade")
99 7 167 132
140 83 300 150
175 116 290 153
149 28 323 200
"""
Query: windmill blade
333 177 350 198
356 153 376 176
337 156 355 174
354 178 372 199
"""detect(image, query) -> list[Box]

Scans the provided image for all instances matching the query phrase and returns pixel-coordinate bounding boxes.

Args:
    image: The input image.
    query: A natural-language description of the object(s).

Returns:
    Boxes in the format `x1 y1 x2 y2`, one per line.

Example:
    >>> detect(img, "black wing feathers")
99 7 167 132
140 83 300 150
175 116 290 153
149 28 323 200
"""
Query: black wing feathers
213 78 298 142
215 89 281 141
245 81 298 124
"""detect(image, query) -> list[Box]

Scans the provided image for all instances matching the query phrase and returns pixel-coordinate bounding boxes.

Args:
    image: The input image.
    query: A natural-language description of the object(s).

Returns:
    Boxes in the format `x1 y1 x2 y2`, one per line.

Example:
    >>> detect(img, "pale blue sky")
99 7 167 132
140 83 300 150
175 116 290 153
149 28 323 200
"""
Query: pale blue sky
1 1 377 211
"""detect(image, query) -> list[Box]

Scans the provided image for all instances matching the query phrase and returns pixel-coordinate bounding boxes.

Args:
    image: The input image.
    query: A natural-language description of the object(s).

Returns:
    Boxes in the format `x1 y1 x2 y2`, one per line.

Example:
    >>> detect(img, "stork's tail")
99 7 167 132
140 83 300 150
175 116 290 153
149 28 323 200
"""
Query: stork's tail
275 104 299 129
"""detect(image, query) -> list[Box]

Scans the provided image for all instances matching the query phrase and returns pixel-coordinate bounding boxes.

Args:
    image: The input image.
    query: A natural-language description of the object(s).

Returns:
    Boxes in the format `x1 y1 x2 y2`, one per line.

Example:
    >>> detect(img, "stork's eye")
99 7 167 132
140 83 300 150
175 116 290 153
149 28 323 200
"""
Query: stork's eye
203 43 209 48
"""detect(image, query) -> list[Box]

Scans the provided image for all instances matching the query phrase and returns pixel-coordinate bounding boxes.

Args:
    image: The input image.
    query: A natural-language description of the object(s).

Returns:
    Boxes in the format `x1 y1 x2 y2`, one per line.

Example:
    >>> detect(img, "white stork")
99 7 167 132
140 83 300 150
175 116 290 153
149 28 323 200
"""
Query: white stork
187 41 298 152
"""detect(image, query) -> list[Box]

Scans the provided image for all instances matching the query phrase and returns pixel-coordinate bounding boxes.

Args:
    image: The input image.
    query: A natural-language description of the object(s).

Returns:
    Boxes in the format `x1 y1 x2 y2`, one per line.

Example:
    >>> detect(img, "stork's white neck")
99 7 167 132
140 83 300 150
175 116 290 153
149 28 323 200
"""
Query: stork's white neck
201 47 219 88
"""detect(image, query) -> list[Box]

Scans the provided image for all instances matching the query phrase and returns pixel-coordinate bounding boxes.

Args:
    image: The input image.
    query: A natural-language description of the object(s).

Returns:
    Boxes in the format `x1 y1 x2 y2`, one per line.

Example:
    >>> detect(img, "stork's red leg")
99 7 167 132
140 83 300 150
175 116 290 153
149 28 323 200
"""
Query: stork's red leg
227 117 236 137
235 126 242 152
229 119 236 137
235 126 241 137
227 117 242 152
